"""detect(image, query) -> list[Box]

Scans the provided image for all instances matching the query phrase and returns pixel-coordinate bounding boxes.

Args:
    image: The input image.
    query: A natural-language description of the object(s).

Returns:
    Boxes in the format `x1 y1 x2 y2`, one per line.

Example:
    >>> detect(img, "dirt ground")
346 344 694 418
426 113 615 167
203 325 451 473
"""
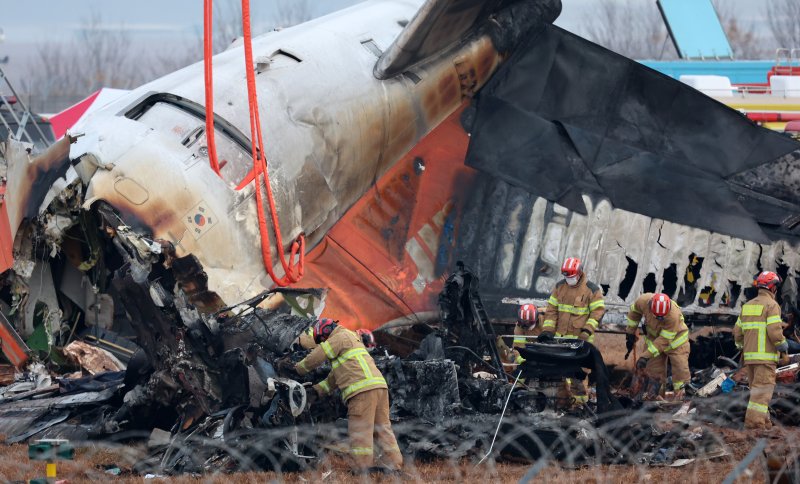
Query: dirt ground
1 425 794 483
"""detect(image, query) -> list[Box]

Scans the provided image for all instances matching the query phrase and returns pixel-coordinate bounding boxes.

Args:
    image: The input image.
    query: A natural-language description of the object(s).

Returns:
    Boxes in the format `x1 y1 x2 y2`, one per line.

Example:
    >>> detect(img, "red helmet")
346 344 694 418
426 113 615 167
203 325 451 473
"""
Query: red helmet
356 328 376 349
313 318 338 344
650 293 671 318
518 304 539 327
755 271 782 292
561 257 583 278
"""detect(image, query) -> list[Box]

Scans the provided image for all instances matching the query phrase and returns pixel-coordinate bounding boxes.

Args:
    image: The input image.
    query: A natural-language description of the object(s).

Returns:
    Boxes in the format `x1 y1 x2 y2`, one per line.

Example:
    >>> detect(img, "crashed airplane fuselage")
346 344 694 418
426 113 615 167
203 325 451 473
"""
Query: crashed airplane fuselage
3 0 508 317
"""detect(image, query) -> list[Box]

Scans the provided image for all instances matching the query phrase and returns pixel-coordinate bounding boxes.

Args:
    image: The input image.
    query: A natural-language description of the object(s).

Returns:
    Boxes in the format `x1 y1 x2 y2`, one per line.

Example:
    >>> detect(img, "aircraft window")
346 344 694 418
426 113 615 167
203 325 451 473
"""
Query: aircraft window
134 101 252 186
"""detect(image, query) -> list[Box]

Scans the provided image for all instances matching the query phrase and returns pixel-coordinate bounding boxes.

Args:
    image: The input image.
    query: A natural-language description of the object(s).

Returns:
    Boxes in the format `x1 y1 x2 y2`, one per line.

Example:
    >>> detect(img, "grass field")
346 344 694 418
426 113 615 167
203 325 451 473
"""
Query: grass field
1 424 791 483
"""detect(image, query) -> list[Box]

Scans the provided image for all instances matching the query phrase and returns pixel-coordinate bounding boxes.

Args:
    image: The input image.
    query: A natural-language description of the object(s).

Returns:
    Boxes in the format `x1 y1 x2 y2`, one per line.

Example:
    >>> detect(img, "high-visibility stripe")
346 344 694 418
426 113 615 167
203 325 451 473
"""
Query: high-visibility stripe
735 318 742 328
626 318 639 328
542 320 556 328
742 304 764 316
330 348 369 370
744 351 778 362
351 447 373 455
659 329 677 340
318 379 330 394
556 333 579 339
747 401 769 413
645 338 660 357
585 319 599 329
668 331 689 350
673 380 685 391
556 304 590 315
739 322 766 330
341 376 387 400
513 337 527 345
766 315 782 325
297 360 309 373
321 341 336 359
589 300 605 310
515 355 526 364
630 303 642 314
355 355 373 379
547 296 559 306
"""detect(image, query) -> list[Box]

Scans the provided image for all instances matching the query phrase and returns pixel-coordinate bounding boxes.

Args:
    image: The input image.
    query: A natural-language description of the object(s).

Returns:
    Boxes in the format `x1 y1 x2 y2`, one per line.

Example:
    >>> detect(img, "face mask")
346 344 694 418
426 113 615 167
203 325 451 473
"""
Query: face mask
565 275 579 286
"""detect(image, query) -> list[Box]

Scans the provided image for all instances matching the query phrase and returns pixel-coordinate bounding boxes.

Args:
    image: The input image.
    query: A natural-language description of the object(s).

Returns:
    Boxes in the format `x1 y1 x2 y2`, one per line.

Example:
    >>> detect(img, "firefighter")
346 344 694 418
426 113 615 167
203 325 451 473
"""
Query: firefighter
513 304 543 348
540 257 605 405
626 292 690 399
540 257 605 343
356 328 377 350
294 318 403 473
734 271 789 430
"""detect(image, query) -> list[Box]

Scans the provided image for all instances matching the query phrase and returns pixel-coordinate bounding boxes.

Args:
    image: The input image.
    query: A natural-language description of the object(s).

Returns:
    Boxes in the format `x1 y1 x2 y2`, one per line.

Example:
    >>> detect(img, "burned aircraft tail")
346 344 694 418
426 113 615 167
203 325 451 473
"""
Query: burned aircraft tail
299 9 800 330
374 0 561 79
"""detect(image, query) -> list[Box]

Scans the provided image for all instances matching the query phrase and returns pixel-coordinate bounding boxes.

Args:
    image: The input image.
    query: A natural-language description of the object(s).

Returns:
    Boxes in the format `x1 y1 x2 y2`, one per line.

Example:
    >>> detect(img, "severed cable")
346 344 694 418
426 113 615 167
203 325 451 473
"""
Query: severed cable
477 369 522 466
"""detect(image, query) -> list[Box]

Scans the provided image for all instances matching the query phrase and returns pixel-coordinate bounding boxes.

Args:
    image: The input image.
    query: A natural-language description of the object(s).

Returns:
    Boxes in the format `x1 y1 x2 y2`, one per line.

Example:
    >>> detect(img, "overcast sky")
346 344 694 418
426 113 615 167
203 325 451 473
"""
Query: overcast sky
0 0 770 44
0 0 778 91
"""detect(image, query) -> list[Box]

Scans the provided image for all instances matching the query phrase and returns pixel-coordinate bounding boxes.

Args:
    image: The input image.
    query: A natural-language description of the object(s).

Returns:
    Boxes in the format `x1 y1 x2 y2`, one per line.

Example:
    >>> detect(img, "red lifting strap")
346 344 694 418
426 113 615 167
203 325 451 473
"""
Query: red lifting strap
202 0 305 286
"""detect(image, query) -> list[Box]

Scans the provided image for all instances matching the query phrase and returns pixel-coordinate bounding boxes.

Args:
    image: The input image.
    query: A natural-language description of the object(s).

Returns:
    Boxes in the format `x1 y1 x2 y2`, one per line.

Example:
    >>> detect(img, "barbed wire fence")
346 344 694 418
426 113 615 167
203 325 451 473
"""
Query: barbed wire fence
2 378 799 483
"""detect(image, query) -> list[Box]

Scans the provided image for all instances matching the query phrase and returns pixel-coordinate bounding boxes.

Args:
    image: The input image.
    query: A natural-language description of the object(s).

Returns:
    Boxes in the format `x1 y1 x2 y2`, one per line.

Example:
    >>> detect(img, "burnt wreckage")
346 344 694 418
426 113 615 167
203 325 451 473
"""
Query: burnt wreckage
2 0 800 476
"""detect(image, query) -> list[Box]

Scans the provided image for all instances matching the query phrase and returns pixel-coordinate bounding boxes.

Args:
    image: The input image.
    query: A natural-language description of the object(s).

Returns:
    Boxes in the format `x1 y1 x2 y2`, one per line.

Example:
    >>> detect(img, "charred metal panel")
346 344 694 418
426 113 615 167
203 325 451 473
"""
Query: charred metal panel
452 176 800 321
464 24 800 243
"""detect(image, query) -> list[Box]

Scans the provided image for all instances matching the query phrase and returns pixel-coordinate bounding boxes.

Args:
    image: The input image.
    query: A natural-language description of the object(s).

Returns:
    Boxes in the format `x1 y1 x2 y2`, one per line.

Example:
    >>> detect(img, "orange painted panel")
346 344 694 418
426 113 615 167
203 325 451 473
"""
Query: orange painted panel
296 106 479 330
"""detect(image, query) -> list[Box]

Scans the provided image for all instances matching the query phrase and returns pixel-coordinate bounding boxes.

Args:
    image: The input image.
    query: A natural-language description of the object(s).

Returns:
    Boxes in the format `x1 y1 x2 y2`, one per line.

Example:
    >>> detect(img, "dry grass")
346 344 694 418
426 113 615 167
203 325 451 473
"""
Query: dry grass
0 425 791 484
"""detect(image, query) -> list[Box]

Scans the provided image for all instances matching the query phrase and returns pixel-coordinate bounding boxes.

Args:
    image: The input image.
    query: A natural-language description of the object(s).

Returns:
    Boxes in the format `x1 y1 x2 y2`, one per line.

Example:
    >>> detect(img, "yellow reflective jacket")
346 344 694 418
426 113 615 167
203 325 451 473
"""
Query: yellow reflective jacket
295 326 387 401
734 289 786 365
625 293 689 357
543 275 605 339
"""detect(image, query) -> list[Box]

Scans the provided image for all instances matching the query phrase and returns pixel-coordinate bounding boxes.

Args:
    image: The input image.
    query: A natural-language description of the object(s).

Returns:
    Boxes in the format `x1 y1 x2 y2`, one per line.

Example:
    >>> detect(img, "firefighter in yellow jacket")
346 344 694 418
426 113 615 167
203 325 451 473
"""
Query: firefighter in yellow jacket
513 304 544 348
626 292 690 397
540 258 604 405
541 257 605 343
294 318 403 472
734 271 789 429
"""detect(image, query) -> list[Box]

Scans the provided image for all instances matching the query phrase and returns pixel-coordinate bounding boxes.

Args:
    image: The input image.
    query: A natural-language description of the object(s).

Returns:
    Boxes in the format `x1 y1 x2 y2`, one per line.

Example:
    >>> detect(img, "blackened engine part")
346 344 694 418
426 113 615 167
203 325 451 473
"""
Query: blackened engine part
464 22 800 242
376 357 461 422
459 377 510 414
438 262 504 376
219 348 250 408
406 332 445 361
221 309 312 355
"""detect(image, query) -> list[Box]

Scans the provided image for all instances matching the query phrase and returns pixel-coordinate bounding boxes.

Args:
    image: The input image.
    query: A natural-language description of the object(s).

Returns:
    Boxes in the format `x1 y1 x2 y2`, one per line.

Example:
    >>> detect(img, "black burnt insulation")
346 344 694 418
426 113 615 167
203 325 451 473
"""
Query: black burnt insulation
464 22 800 243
